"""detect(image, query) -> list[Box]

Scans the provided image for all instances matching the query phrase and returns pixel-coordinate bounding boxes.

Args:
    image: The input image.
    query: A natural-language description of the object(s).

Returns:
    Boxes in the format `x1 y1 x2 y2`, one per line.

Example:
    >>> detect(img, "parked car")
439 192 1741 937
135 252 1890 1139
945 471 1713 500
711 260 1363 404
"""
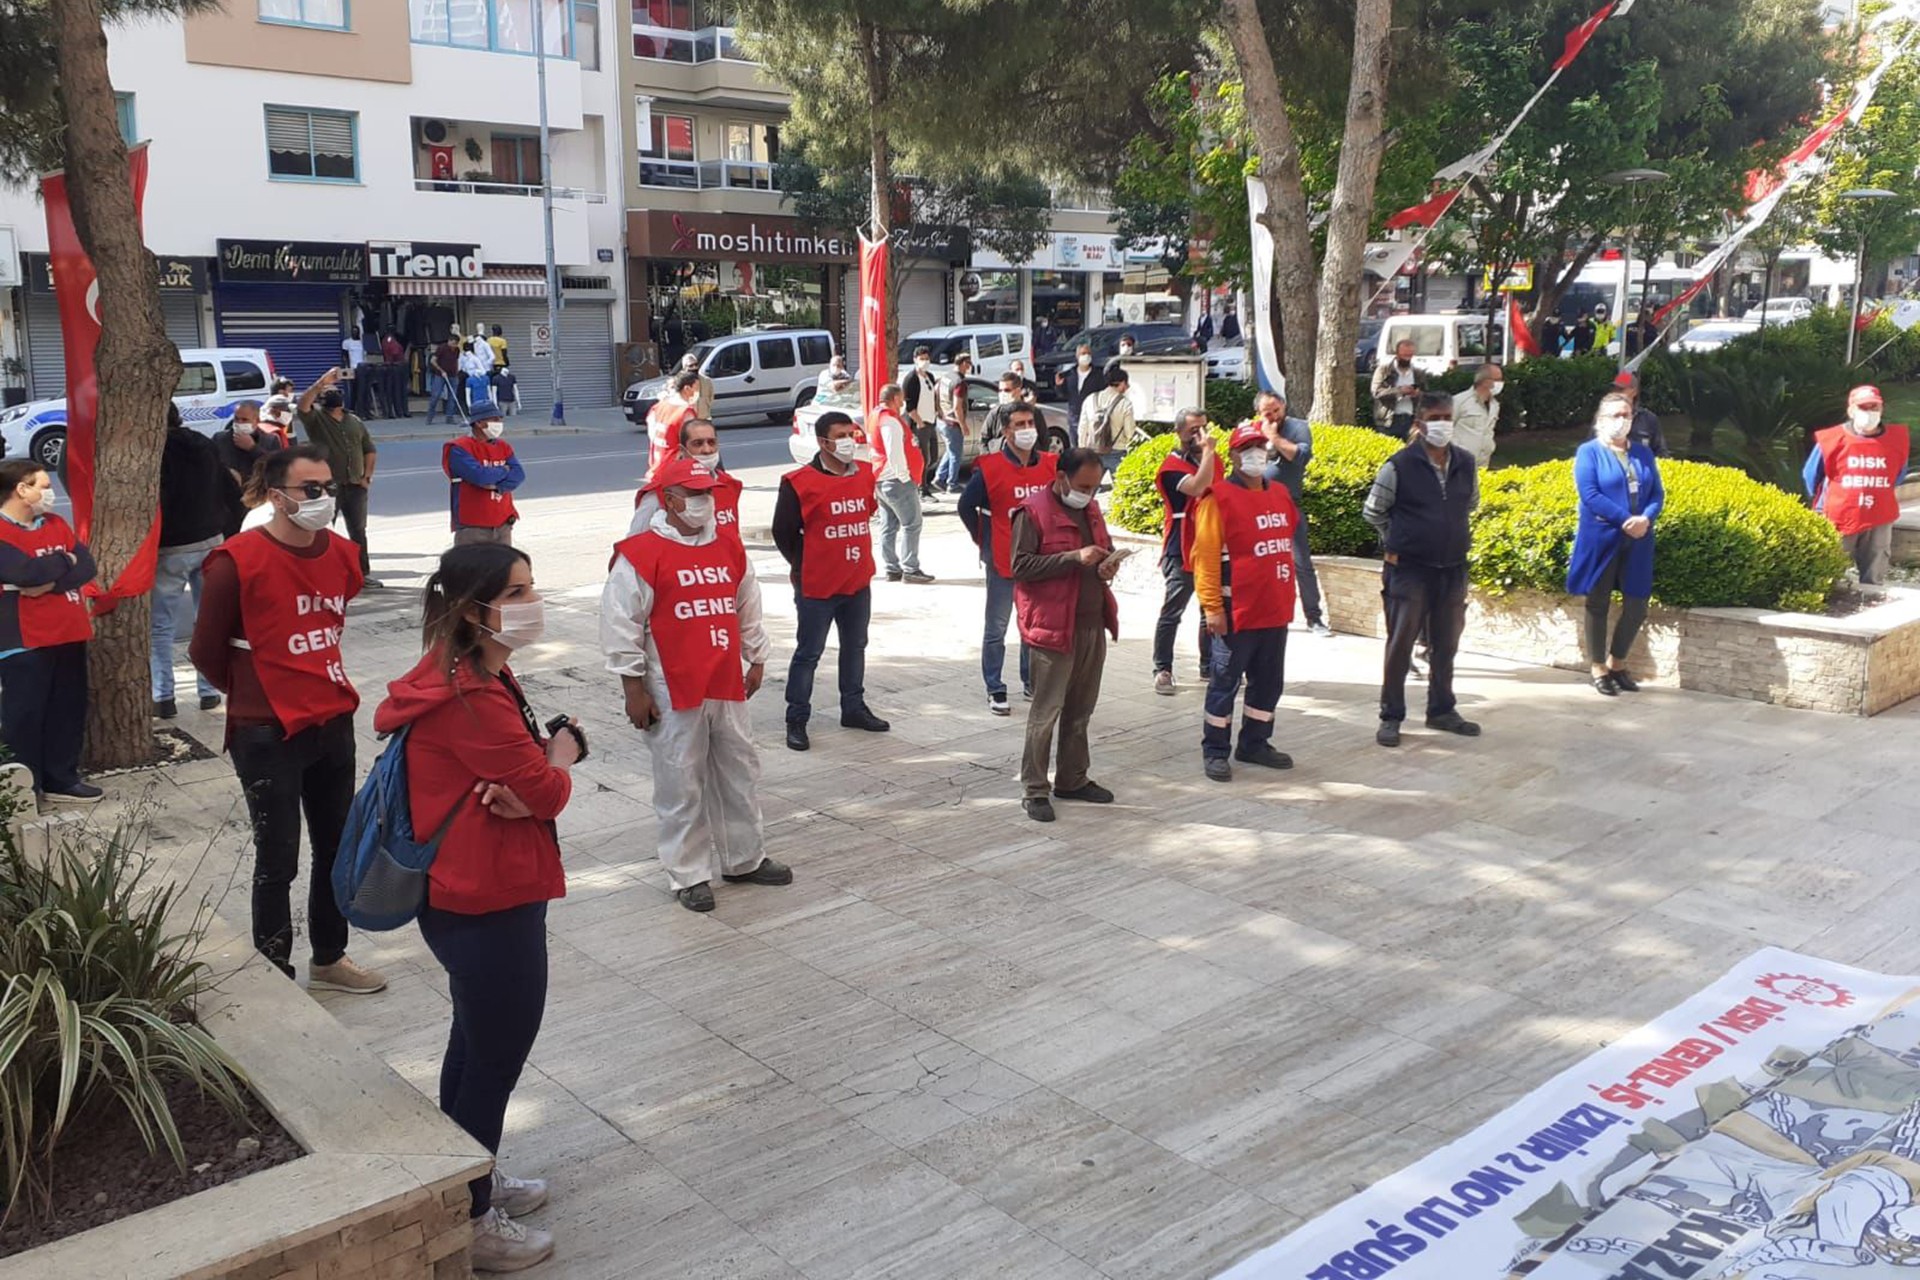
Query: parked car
1354 318 1385 375
788 378 1072 466
1032 322 1201 397
0 347 275 470
1205 338 1247 382
623 326 836 427
1373 314 1502 377
892 324 1033 387
1741 297 1815 326
1672 320 1762 353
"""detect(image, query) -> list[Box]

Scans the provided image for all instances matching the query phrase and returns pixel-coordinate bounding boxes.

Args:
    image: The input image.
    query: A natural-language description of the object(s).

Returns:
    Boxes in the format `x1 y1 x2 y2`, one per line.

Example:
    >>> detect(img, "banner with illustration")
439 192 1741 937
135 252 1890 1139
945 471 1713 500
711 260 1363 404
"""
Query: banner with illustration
1218 947 1920 1279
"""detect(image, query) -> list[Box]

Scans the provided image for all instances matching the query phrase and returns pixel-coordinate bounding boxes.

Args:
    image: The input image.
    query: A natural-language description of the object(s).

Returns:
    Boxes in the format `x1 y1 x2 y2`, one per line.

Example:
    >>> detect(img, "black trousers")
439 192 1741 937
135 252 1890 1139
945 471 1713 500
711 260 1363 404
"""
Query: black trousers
420 900 549 1218
0 641 87 793
228 714 355 975
1152 553 1214 675
1379 560 1467 723
914 422 939 495
383 363 411 418
336 482 372 575
1203 626 1287 759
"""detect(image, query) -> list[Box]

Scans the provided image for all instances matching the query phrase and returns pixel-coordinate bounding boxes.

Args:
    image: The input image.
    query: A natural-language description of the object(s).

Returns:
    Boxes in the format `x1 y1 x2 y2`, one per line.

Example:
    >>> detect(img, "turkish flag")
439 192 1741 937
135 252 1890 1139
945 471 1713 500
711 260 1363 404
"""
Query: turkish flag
1385 185 1463 231
1653 276 1710 325
42 144 163 606
858 234 889 427
1745 106 1848 204
1510 295 1543 357
1554 2 1617 72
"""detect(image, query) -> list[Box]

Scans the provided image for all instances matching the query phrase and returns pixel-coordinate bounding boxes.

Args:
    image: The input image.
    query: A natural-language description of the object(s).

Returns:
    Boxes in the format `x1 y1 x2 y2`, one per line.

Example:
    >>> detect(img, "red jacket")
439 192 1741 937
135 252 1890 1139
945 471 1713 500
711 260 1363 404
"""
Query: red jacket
373 650 570 916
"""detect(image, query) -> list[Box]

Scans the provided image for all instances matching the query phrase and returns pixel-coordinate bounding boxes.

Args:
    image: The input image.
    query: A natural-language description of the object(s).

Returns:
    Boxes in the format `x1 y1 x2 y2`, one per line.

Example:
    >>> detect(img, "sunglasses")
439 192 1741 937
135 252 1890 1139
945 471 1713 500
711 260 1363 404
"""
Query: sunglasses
276 481 340 500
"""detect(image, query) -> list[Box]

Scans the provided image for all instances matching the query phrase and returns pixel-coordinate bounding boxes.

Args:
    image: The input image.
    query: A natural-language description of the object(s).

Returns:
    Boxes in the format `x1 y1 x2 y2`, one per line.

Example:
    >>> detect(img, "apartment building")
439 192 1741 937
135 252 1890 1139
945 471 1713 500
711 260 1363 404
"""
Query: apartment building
0 0 626 411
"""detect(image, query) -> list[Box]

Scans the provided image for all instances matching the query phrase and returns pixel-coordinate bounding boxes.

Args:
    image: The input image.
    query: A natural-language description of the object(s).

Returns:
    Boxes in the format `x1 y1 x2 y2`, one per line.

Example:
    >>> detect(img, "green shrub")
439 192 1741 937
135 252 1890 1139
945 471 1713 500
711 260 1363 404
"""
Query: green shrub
1471 457 1847 613
1109 423 1234 536
1299 425 1401 556
1430 354 1618 432
1202 379 1256 428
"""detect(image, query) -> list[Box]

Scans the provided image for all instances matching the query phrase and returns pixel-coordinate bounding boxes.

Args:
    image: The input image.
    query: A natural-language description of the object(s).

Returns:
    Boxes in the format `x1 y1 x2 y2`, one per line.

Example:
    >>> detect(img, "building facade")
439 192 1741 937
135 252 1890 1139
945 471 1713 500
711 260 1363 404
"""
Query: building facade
0 0 626 411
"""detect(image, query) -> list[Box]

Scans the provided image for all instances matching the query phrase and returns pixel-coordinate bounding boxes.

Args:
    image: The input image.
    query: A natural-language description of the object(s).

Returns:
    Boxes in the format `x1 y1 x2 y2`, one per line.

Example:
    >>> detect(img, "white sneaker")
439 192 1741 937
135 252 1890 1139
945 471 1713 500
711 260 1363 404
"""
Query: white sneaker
1153 670 1175 696
308 955 388 995
471 1208 554 1273
491 1168 550 1216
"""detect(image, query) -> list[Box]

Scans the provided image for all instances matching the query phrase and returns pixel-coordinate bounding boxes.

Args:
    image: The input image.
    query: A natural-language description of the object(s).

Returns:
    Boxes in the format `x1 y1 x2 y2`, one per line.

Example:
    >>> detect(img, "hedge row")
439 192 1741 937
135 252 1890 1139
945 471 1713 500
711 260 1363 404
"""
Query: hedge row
1109 424 1845 613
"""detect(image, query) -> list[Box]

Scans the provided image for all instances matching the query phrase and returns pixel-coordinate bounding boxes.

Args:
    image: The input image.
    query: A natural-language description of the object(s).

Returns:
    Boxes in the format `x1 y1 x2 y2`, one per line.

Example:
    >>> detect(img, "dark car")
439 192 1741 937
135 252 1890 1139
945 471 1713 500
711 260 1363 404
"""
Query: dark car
1354 318 1385 375
1033 322 1200 398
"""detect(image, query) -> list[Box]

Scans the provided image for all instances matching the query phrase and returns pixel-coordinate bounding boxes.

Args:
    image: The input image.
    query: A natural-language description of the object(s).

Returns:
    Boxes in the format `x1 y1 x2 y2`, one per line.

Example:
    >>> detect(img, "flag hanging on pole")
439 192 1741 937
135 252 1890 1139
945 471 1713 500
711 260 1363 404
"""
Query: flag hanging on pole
1244 176 1285 396
857 233 889 428
1554 1 1619 71
1509 295 1543 358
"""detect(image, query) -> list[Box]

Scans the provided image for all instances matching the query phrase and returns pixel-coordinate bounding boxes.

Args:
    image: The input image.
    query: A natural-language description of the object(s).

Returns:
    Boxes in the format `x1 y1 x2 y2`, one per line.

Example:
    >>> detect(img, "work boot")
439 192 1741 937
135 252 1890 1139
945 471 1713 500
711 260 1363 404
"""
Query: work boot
722 858 794 886
490 1169 549 1216
1425 712 1482 737
677 882 715 912
470 1208 553 1273
308 955 388 995
1204 756 1232 783
1053 780 1113 804
1376 720 1401 748
1234 743 1293 769
786 723 810 752
200 693 223 711
1022 797 1056 823
153 698 177 720
841 708 891 732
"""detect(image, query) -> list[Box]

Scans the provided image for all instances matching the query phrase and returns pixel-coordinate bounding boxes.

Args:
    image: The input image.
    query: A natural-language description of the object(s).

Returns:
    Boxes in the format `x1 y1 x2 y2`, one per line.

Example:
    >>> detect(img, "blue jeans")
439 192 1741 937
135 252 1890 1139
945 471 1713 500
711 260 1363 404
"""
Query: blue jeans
934 422 964 491
786 587 871 725
428 372 460 421
1204 626 1287 760
151 546 217 701
874 478 924 574
982 564 1030 697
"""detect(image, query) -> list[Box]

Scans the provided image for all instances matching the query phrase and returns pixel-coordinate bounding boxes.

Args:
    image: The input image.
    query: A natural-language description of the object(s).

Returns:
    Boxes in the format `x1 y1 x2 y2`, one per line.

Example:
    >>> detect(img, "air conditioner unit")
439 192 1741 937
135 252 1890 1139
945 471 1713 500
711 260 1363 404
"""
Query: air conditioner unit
420 119 452 145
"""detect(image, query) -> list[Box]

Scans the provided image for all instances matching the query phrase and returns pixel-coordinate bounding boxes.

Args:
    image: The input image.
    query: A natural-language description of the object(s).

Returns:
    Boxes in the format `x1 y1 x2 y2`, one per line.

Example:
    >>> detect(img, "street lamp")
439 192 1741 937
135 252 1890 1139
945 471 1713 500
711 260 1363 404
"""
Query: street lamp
1840 187 1897 366
1602 168 1669 371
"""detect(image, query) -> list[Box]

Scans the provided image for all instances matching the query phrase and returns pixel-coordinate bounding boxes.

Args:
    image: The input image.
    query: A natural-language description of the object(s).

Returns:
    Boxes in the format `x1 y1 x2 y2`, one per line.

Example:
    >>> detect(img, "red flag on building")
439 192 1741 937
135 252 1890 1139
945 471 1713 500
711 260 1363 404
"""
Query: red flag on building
41 144 163 605
1554 2 1618 71
1385 185 1464 231
858 233 889 428
1510 295 1543 357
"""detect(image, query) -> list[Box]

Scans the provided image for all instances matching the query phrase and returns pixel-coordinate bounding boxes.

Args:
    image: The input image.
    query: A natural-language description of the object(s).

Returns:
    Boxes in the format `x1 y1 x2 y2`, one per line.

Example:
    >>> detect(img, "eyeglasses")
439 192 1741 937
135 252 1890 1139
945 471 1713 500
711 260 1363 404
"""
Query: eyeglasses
276 481 340 500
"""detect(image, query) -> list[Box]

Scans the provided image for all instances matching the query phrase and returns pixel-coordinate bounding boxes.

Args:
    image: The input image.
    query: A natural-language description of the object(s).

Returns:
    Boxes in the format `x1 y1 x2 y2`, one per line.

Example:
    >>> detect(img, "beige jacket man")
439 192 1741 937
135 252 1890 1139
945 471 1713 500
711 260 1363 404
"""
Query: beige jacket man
1078 384 1137 453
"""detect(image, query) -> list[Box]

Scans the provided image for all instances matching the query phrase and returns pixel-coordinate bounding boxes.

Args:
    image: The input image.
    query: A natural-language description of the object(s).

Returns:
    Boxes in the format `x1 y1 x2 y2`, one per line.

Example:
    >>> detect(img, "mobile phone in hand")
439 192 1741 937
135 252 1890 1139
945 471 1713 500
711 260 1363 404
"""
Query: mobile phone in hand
544 714 590 761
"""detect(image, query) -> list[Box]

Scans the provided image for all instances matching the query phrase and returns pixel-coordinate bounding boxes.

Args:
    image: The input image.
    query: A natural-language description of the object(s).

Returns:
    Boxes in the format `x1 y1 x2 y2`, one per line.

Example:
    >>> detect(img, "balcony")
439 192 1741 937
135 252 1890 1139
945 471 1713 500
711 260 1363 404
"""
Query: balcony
631 22 750 63
414 178 610 202
637 157 775 191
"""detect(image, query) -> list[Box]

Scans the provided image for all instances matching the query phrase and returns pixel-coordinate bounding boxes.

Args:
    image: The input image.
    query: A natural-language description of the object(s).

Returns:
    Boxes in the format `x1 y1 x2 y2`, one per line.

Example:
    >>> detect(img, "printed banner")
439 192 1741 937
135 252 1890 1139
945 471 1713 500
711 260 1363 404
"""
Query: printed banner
1219 947 1920 1279
858 233 888 426
1244 176 1284 396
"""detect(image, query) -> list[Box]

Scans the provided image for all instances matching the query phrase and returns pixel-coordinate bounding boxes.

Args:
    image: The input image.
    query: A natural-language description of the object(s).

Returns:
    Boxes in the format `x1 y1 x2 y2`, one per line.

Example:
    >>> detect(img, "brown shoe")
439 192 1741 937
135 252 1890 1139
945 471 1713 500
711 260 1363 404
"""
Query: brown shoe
308 955 389 995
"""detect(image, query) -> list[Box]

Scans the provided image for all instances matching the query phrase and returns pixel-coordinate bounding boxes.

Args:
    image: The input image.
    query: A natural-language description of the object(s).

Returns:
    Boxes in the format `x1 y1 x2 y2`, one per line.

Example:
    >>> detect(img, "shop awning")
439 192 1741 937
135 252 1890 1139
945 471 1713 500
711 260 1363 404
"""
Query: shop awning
386 268 547 297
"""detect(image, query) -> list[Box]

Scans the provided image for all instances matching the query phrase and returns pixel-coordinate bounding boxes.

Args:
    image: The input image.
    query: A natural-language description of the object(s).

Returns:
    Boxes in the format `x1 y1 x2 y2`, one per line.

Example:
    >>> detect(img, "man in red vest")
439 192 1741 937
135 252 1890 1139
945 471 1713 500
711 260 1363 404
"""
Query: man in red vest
1192 423 1299 782
868 383 933 584
645 371 702 483
958 401 1058 715
604 458 787 913
190 444 386 994
1011 447 1122 822
442 399 525 546
1805 384 1910 586
1152 407 1218 695
629 418 743 541
772 410 892 752
0 459 101 805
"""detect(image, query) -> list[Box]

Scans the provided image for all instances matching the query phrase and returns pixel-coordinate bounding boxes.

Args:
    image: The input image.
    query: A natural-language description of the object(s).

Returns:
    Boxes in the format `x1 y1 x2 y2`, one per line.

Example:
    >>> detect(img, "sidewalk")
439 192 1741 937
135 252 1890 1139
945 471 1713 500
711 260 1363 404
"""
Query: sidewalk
124 479 1920 1280
364 403 635 444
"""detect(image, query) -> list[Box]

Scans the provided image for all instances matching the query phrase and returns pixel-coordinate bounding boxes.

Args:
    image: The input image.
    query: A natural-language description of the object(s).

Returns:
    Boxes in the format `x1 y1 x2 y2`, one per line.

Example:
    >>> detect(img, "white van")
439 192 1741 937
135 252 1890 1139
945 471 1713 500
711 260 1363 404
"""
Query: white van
893 324 1032 387
1374 314 1503 377
624 326 837 426
0 347 275 470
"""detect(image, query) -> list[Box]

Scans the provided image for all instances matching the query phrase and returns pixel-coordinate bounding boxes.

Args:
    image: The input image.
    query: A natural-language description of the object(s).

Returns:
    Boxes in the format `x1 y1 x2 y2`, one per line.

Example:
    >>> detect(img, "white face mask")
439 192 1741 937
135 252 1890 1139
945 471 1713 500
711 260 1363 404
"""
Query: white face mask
1852 408 1884 432
280 491 336 531
1062 486 1095 510
998 391 1015 404
915 359 930 371
1119 344 1134 354
1423 421 1455 448
1487 382 1504 398
1012 427 1039 451
1237 448 1270 472
689 451 721 471
26 485 55 516
677 495 715 528
482 423 504 441
1598 414 1632 443
484 599 546 650
831 437 860 461
1076 354 1092 368
233 422 257 440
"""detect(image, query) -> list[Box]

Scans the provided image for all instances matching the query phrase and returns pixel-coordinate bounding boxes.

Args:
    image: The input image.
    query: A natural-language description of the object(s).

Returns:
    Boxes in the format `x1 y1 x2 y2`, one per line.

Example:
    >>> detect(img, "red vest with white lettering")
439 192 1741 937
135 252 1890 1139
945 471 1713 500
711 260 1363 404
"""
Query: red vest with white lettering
1207 477 1299 631
1815 423 1909 536
0 514 91 647
784 462 877 599
615 530 747 710
1155 450 1207 570
867 409 925 485
442 435 519 529
645 399 695 481
976 449 1059 578
212 529 362 736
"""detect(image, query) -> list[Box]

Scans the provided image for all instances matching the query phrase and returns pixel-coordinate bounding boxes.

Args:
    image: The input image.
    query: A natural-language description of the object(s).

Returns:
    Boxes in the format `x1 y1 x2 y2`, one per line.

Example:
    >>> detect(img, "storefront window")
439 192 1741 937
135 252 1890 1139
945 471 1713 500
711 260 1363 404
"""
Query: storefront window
1030 271 1085 358
1101 266 1183 327
962 271 1019 325
646 259 822 363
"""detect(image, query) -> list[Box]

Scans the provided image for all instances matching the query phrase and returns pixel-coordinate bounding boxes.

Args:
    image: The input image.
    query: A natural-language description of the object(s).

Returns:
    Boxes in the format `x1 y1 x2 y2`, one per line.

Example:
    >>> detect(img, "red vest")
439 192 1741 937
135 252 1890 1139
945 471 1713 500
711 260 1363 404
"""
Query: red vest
443 435 519 529
1206 478 1299 631
0 514 91 647
615 531 748 710
1155 450 1207 570
213 529 362 736
785 462 877 599
1013 488 1119 653
1815 423 1909 535
867 409 925 485
976 449 1059 578
645 400 694 481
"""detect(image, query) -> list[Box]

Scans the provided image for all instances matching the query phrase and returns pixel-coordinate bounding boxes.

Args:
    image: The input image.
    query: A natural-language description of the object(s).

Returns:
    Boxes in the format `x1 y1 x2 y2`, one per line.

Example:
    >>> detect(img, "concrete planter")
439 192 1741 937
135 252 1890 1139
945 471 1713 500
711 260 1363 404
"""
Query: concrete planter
0 913 490 1280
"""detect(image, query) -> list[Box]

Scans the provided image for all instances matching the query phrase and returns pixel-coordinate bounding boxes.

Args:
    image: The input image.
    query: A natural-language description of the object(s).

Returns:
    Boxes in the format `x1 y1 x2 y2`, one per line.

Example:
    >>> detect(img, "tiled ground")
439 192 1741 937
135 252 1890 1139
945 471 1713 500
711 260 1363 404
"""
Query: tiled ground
118 472 1920 1280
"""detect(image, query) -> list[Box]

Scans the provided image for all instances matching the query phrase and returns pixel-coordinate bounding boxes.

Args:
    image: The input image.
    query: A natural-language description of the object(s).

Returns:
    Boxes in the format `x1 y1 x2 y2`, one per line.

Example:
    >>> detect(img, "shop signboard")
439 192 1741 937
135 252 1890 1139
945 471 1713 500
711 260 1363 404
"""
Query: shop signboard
215 238 366 284
24 250 205 294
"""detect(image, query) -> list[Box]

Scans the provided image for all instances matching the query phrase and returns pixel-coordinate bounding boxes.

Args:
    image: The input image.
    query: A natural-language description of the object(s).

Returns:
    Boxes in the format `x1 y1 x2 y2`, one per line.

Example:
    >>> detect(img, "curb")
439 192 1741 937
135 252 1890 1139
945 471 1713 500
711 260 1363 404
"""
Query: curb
367 423 629 444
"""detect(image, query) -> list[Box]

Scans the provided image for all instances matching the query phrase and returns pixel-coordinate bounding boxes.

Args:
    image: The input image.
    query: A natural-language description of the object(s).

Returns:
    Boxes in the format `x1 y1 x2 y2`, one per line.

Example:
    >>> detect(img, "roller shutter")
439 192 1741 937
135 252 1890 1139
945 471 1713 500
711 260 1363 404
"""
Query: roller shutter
896 266 946 338
162 292 203 350
22 292 62 401
558 302 613 409
214 283 345 389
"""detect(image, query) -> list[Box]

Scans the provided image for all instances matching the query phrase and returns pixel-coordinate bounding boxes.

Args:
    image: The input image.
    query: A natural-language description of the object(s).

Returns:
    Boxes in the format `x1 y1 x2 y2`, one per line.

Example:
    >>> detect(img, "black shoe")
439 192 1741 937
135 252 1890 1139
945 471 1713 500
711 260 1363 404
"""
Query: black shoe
1022 797 1056 823
1204 756 1232 783
199 693 223 711
1591 673 1619 697
46 782 104 804
1053 780 1113 804
1376 720 1401 748
722 858 794 886
902 571 935 585
841 708 891 732
153 698 176 720
1234 744 1293 770
988 692 1010 716
677 882 715 912
1425 712 1482 736
1608 669 1640 692
885 569 904 582
362 576 386 589
786 722 810 752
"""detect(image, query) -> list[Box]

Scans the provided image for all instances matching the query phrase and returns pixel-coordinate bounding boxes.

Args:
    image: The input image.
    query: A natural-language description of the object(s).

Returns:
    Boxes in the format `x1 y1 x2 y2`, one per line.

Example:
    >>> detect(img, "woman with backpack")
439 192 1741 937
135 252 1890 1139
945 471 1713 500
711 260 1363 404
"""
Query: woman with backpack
372 543 582 1272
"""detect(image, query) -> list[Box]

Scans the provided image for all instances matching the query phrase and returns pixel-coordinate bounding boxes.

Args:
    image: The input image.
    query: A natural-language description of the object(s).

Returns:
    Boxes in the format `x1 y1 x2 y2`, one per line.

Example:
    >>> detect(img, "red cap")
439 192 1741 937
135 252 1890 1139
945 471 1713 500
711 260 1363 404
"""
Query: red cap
1612 371 1636 388
643 457 720 493
1228 422 1268 452
1849 384 1884 409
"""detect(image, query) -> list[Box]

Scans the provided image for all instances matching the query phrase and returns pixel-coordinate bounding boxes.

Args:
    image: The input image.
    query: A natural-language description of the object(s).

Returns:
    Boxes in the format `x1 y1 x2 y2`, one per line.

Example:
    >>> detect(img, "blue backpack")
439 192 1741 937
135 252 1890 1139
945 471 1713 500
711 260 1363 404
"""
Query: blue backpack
332 726 459 931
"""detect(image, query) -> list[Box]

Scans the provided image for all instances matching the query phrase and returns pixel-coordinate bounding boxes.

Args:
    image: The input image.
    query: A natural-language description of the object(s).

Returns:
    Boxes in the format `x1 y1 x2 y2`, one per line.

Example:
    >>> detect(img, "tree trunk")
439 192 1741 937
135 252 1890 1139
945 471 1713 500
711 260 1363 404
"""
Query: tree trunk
1528 232 1606 334
1220 0 1319 408
1309 0 1392 425
50 0 179 771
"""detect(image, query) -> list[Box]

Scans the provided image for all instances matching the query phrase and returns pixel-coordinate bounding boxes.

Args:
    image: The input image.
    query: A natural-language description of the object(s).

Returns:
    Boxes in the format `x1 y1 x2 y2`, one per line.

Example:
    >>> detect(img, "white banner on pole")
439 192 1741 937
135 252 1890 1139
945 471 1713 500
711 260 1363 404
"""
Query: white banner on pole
1244 176 1284 398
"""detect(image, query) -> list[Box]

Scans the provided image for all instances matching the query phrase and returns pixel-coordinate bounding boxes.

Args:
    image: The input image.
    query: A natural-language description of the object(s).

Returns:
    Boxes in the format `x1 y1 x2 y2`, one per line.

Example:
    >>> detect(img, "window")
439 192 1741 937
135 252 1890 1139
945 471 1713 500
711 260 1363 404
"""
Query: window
222 361 268 393
176 363 217 396
797 335 833 366
1386 323 1444 357
639 112 696 187
975 333 1004 359
266 107 358 182
574 0 599 68
708 342 750 377
410 0 571 55
647 114 694 160
114 93 136 146
756 338 796 370
490 135 541 187
259 0 347 28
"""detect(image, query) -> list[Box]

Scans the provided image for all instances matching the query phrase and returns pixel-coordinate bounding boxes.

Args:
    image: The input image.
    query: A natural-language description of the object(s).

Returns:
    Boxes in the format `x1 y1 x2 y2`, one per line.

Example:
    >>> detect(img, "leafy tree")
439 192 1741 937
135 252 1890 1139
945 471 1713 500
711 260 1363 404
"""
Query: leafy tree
1801 50 1920 302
